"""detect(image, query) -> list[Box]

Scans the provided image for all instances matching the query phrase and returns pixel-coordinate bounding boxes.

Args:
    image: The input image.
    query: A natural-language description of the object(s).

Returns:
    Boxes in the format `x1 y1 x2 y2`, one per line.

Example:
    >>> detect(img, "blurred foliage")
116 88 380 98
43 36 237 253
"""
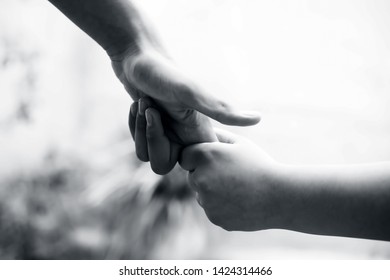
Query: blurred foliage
0 149 209 259
0 31 40 125
0 0 210 260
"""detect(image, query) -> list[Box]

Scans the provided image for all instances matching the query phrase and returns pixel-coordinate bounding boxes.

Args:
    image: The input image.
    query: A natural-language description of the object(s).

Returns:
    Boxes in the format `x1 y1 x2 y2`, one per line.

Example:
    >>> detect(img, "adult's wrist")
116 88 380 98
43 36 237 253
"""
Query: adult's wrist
108 39 149 63
109 41 155 91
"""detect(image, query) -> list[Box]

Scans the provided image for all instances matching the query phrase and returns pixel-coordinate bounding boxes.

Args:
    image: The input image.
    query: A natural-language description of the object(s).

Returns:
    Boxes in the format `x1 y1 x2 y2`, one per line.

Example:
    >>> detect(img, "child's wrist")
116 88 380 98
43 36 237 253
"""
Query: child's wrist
264 162 301 230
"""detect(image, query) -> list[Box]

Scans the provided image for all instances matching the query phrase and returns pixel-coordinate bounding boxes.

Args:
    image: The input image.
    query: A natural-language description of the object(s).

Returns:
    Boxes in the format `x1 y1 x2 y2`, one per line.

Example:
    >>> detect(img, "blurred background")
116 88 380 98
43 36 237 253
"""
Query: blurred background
1 0 390 259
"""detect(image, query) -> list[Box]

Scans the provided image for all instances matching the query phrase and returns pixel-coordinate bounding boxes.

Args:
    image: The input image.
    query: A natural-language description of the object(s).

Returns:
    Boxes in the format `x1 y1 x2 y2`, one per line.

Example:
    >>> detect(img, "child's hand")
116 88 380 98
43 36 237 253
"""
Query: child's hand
128 95 260 175
130 103 284 231
180 129 284 231
114 49 261 163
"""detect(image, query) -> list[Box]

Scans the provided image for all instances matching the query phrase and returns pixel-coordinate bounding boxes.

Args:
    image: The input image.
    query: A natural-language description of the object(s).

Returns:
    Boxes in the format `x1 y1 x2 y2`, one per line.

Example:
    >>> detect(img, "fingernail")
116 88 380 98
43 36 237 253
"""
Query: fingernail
241 110 260 117
138 99 146 116
145 109 153 126
240 110 261 121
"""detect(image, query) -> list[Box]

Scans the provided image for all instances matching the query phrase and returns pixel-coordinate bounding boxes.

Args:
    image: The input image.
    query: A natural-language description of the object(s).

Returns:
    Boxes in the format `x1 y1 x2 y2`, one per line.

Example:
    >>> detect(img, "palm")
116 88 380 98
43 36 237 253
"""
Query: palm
113 50 217 145
113 49 260 174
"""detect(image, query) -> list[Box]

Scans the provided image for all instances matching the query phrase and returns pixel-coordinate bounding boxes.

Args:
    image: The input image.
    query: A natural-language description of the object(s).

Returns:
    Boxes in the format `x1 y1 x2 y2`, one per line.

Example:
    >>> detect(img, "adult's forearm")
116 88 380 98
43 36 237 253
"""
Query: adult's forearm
48 0 155 57
279 162 390 241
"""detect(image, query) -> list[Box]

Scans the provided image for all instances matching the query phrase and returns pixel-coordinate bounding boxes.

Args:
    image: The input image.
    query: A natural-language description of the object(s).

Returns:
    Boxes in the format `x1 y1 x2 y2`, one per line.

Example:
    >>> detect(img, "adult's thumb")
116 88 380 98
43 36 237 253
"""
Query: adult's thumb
178 86 261 126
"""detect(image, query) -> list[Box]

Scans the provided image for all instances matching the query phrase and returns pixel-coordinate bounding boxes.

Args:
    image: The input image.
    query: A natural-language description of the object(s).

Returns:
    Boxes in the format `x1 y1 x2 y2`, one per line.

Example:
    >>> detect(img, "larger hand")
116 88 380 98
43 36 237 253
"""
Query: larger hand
113 49 260 141
47 0 260 172
114 48 260 173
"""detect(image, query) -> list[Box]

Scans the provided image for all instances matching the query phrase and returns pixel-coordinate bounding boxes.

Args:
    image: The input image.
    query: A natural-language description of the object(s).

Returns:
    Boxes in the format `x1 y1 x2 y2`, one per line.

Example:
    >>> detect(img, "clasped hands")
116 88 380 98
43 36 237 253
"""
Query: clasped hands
48 0 390 242
112 49 284 231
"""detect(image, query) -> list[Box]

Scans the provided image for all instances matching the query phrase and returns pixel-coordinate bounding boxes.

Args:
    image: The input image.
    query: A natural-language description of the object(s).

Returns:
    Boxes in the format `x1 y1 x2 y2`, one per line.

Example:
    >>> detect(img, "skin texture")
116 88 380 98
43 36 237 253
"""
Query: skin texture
279 163 390 241
182 139 390 240
130 103 282 230
129 98 181 175
49 0 390 240
131 107 390 241
180 129 283 232
48 0 261 174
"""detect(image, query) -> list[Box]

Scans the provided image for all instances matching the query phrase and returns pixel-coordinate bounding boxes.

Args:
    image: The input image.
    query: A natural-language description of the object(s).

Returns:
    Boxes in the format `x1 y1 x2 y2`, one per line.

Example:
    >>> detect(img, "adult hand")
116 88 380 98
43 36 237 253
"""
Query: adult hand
48 0 260 174
180 128 284 231
113 48 260 129
118 48 260 174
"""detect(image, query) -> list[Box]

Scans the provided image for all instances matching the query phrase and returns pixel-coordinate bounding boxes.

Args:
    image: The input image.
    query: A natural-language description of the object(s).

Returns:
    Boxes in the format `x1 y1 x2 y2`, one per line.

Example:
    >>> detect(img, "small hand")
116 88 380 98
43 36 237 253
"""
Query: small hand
130 106 283 231
179 128 283 231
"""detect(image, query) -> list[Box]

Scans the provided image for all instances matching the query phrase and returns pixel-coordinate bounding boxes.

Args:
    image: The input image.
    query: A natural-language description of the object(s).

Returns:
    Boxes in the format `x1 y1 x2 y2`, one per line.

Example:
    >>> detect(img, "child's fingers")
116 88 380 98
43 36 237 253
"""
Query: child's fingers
145 108 179 175
129 102 138 141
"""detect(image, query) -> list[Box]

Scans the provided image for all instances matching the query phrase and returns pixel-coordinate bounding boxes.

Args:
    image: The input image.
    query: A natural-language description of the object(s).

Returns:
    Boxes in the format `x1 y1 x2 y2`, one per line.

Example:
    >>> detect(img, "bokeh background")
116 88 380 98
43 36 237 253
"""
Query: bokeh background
1 0 390 259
